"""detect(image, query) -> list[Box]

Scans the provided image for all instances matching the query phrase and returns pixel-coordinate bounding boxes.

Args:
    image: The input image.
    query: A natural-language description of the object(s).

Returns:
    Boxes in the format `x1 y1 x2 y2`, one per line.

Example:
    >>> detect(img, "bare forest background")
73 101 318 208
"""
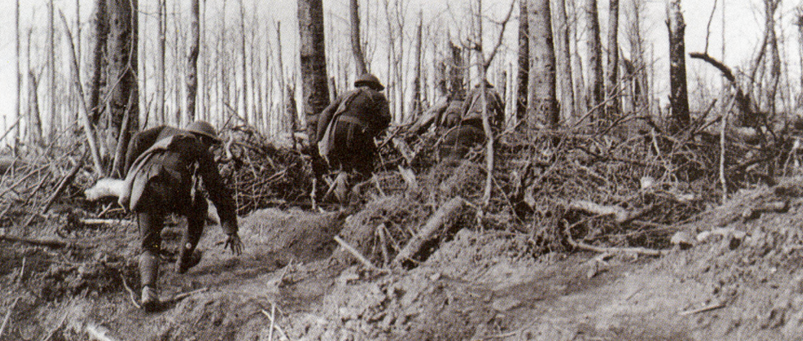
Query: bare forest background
1 0 803 177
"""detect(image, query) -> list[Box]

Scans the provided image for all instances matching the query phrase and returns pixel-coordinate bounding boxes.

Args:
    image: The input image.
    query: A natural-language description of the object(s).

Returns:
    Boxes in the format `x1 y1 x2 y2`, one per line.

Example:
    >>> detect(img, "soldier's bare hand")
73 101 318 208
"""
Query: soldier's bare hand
223 233 243 256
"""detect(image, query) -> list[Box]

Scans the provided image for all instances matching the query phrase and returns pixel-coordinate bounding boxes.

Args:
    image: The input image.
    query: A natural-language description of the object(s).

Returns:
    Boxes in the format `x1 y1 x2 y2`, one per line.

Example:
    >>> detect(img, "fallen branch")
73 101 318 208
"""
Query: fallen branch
261 306 290 341
0 297 20 338
334 236 387 273
679 302 725 316
568 200 654 224
0 235 78 249
564 221 669 257
163 287 210 304
392 197 465 268
120 273 141 309
86 322 118 341
40 157 84 215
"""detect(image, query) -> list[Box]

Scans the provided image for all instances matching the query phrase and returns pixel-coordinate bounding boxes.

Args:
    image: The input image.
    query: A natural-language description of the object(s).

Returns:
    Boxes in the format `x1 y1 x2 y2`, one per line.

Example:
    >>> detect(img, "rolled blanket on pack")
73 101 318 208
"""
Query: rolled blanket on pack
84 178 127 201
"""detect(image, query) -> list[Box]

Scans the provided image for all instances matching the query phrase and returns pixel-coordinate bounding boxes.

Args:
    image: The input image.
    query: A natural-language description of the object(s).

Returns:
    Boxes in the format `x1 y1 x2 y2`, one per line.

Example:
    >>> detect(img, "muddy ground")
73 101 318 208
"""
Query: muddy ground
3 177 803 340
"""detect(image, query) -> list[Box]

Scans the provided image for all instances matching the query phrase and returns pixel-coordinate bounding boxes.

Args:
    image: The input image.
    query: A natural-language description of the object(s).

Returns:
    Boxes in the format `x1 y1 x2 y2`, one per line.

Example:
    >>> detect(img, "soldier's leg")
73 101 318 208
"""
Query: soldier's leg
176 197 208 273
138 209 165 311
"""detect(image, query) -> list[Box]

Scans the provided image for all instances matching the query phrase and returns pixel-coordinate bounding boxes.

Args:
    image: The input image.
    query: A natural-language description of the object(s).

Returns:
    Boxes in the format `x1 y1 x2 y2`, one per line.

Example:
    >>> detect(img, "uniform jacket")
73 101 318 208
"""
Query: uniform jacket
124 125 238 235
315 86 391 144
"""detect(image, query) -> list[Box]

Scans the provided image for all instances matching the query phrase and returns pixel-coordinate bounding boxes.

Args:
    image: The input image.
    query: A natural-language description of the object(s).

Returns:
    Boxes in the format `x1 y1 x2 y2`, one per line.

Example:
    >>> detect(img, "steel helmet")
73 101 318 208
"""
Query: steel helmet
186 120 221 143
354 73 385 91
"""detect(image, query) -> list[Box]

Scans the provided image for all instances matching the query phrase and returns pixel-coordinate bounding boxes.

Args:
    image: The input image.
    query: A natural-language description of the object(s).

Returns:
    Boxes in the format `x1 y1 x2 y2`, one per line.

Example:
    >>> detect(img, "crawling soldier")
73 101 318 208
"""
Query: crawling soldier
123 120 243 312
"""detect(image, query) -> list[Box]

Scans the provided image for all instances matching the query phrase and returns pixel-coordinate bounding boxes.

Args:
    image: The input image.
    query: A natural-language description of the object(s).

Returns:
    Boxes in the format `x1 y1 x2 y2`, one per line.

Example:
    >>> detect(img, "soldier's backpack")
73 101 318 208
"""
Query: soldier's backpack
317 90 362 163
118 133 196 211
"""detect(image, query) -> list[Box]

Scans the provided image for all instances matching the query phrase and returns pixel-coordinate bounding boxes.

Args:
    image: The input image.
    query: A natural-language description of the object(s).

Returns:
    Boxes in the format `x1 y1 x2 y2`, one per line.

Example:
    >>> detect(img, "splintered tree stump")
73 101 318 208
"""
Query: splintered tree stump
391 196 465 269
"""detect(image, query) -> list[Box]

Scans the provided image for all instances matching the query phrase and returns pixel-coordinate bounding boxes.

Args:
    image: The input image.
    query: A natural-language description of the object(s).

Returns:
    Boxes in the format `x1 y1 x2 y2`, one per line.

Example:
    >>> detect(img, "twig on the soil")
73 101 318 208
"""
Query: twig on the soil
120 273 141 310
79 218 136 228
0 297 20 339
164 287 210 304
376 224 390 267
568 200 655 225
0 235 78 249
85 322 119 341
564 221 669 257
334 236 387 274
679 302 725 316
261 306 290 341
16 257 25 284
392 197 465 269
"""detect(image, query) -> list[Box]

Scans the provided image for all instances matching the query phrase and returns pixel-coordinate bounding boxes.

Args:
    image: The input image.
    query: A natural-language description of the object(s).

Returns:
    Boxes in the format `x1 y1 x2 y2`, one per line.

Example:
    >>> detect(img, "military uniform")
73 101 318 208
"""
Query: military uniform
316 74 391 178
124 121 239 311
439 81 505 162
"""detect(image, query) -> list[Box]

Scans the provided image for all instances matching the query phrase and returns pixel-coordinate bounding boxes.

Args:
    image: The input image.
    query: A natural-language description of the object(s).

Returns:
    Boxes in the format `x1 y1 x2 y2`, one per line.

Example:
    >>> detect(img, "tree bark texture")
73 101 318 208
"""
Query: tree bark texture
605 0 620 116
667 0 690 131
156 0 165 124
528 0 558 129
586 0 603 121
350 0 368 77
88 0 108 126
551 0 574 122
412 11 423 116
27 71 43 146
516 0 529 121
298 0 330 121
106 0 139 177
48 0 55 142
187 0 200 121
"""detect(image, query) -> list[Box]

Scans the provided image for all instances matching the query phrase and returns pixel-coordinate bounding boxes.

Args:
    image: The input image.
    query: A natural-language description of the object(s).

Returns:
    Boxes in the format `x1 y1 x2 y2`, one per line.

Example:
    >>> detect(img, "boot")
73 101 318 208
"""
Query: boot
175 249 203 274
141 285 159 312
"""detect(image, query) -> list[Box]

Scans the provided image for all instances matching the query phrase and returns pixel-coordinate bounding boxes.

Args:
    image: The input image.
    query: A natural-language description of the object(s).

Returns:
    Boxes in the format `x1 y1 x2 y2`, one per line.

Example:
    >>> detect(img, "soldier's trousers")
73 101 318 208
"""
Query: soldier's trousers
136 180 208 288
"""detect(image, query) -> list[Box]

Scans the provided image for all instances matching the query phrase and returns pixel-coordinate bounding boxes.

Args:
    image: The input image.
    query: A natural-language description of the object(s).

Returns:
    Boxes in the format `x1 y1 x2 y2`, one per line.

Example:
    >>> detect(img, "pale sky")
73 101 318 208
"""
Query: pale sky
0 0 798 144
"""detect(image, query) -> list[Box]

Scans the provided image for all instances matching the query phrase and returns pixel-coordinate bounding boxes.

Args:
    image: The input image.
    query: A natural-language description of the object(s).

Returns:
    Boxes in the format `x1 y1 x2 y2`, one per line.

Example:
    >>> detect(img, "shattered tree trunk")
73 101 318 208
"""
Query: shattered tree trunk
14 0 20 146
27 71 43 146
667 0 690 132
106 0 139 177
186 0 199 121
156 0 165 124
349 0 368 77
552 0 574 122
48 0 55 143
239 0 249 124
392 197 465 269
586 0 603 122
298 0 330 144
516 0 529 122
87 0 107 126
412 11 423 117
605 0 619 116
528 0 559 129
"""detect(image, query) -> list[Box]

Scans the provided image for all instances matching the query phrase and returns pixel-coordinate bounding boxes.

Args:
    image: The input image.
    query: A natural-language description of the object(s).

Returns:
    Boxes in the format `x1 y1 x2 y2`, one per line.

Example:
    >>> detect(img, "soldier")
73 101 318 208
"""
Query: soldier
460 80 505 131
439 80 505 163
316 73 391 179
123 120 243 312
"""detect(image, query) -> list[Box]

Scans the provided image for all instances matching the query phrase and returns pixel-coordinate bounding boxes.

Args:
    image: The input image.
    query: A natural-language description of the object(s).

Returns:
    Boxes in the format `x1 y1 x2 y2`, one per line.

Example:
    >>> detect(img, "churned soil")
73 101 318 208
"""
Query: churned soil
3 179 803 340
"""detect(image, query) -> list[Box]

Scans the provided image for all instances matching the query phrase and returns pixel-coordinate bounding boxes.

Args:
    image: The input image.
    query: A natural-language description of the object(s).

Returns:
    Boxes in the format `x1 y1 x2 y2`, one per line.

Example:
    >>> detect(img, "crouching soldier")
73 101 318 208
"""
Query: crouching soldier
439 80 505 163
123 120 243 312
316 73 391 201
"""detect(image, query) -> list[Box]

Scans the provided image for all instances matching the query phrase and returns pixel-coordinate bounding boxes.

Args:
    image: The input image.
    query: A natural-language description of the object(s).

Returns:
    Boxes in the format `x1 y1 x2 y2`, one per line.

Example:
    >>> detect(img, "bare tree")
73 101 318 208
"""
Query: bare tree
552 0 574 122
350 0 368 76
156 0 165 124
605 0 620 116
27 71 43 147
298 0 331 144
586 0 603 121
239 0 249 123
516 0 529 121
667 0 690 131
48 0 56 142
87 0 108 126
14 0 20 147
412 11 423 116
106 0 139 176
528 0 558 128
187 0 200 121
